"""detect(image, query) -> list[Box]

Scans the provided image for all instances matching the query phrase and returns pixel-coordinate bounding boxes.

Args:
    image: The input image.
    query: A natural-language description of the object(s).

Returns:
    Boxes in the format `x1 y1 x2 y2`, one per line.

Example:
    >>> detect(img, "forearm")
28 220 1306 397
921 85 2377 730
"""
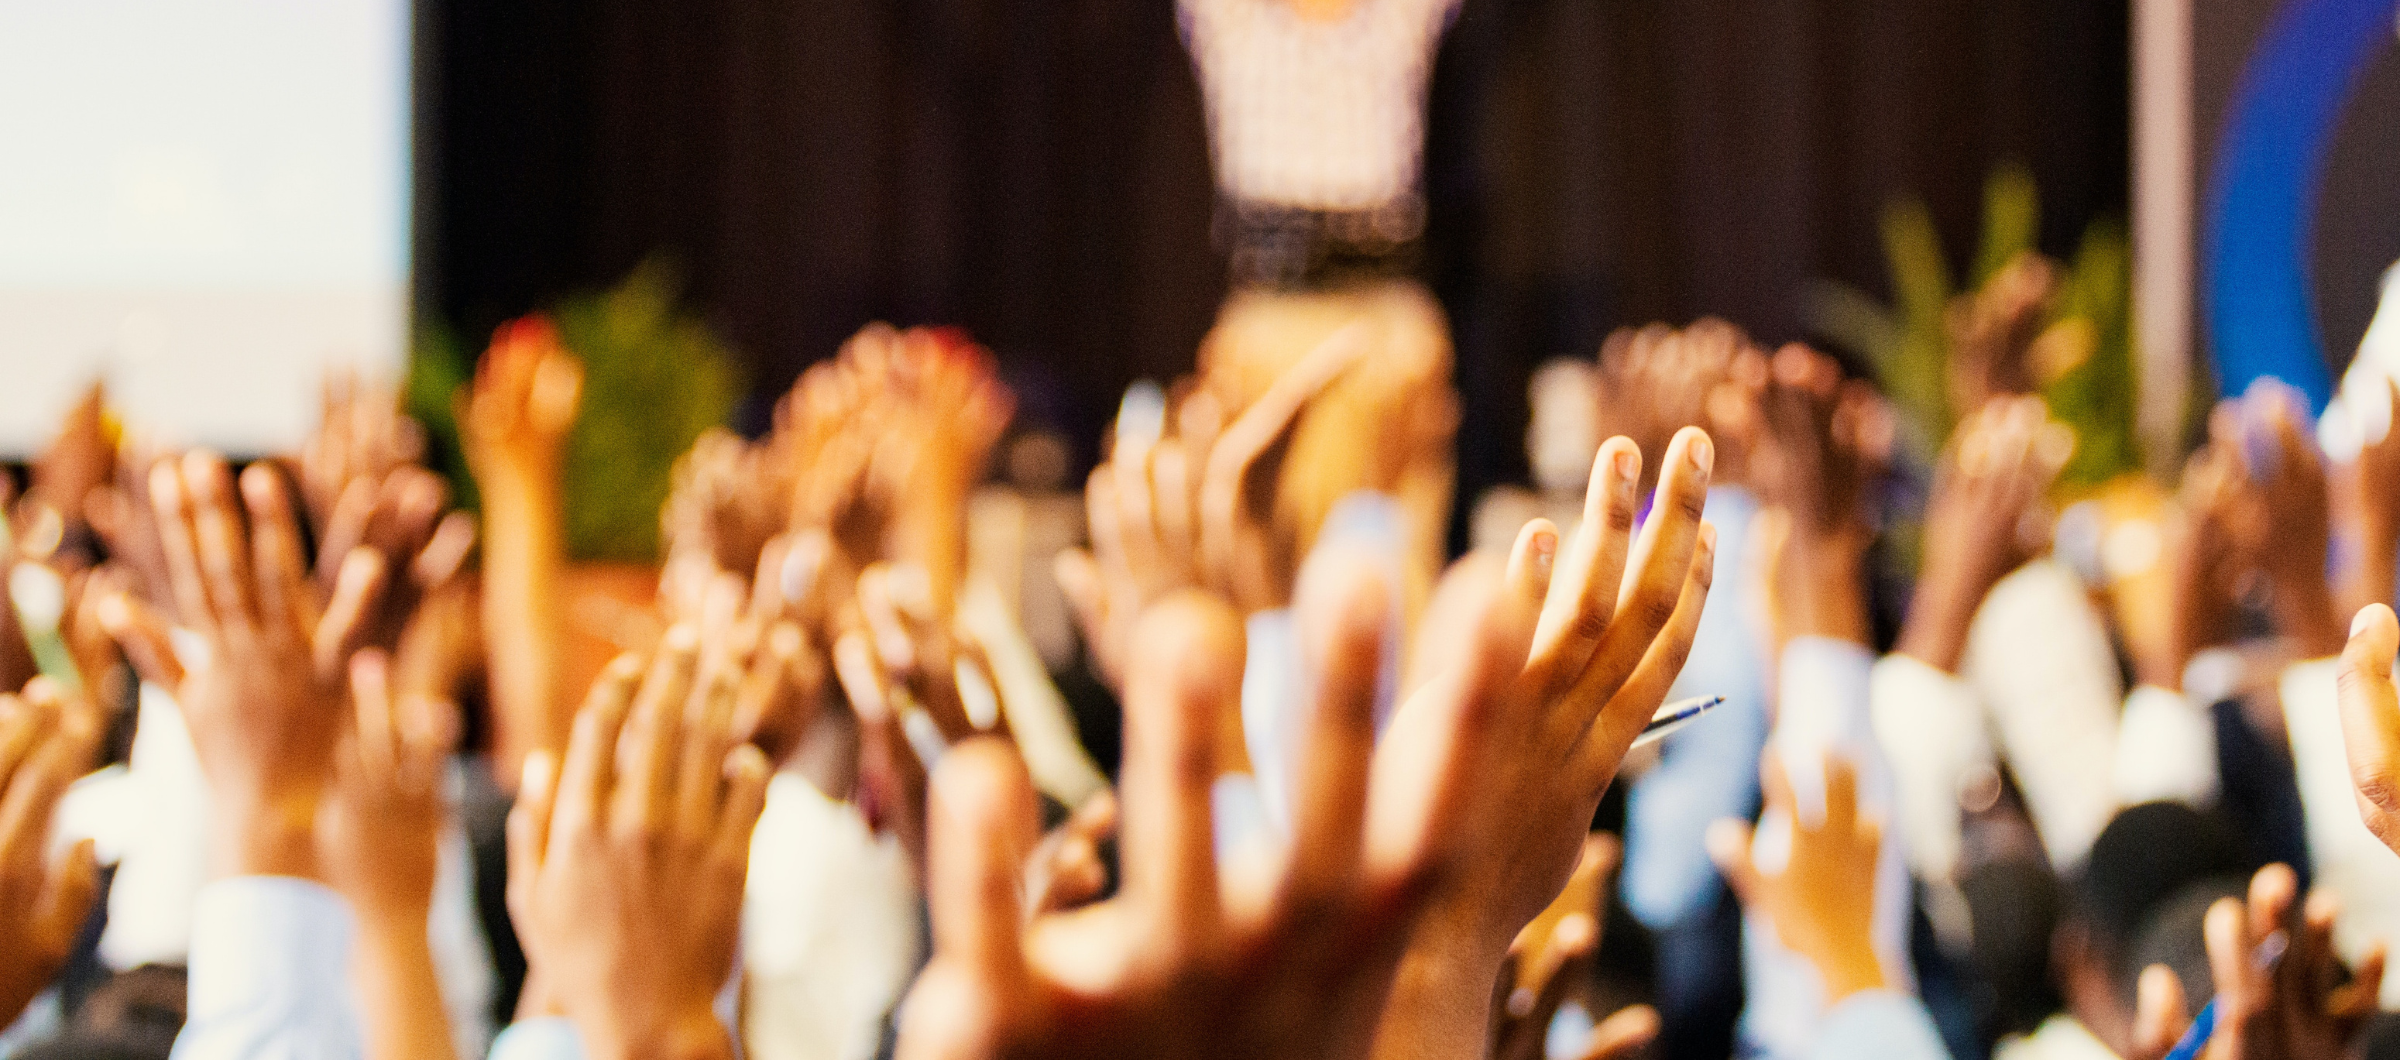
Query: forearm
1789 535 1870 648
479 469 570 783
352 912 459 1060
1895 556 1998 674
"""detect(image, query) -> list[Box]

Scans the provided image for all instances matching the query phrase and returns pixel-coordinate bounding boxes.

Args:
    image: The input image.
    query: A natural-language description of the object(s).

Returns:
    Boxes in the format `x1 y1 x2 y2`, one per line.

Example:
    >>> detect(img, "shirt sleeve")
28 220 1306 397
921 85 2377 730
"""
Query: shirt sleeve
2280 658 2400 1006
1869 652 1993 884
1960 560 2122 870
2111 684 2219 807
170 876 364 1060
1804 990 1953 1060
488 1018 588 1060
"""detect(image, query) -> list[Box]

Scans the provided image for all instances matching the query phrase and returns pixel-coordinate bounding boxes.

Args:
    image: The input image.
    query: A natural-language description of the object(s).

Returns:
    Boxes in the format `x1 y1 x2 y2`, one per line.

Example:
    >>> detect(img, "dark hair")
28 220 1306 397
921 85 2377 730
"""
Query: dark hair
2072 802 2248 959
2121 875 2248 1013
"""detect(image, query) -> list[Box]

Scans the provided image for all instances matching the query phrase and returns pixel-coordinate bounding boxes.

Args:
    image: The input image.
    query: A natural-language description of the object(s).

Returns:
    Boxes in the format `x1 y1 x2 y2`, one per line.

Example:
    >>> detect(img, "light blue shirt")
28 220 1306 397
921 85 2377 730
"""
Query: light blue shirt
170 876 364 1060
1622 486 1770 928
1807 991 1951 1060
488 1018 585 1060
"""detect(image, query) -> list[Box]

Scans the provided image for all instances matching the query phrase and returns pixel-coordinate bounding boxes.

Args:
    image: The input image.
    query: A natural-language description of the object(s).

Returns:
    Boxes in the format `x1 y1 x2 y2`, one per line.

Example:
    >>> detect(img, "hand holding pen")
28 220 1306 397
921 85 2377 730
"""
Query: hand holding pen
2130 863 2383 1060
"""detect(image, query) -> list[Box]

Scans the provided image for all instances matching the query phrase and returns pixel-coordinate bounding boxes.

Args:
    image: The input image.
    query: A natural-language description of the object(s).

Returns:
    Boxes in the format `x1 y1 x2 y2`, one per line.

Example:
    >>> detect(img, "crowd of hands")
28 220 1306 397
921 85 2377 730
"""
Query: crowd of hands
7 276 2400 1060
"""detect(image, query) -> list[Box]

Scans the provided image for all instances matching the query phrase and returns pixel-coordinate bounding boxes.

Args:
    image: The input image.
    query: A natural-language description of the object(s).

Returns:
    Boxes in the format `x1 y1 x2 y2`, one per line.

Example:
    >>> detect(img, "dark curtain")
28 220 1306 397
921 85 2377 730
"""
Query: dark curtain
417 0 2127 534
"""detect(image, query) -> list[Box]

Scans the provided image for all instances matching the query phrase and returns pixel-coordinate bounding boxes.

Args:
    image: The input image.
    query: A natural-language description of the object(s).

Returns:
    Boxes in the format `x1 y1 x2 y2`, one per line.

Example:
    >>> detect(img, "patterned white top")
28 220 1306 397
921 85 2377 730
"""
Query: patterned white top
1180 0 1460 213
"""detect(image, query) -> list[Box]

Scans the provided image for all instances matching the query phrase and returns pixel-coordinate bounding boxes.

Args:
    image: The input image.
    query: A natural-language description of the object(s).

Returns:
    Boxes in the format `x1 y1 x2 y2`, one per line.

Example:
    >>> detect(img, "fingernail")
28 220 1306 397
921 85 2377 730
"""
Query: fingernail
2356 606 2378 639
1613 448 1639 483
1690 434 1714 473
1532 528 1558 580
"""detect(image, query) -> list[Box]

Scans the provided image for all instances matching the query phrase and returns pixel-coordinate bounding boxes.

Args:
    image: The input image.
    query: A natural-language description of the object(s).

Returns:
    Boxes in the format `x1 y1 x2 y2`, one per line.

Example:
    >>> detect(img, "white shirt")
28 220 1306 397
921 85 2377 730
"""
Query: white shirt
169 877 364 1060
2280 657 2400 1007
1179 0 1459 212
1961 560 2124 871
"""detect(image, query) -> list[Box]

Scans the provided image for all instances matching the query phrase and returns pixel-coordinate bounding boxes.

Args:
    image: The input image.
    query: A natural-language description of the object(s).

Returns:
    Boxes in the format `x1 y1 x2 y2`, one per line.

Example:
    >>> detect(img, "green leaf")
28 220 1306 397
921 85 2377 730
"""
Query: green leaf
1973 164 2041 288
552 259 740 563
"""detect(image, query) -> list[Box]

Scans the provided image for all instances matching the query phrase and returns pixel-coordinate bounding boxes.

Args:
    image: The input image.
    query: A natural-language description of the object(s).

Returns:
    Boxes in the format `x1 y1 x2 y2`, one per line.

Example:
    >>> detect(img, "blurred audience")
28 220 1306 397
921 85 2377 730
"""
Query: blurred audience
7 185 2400 1060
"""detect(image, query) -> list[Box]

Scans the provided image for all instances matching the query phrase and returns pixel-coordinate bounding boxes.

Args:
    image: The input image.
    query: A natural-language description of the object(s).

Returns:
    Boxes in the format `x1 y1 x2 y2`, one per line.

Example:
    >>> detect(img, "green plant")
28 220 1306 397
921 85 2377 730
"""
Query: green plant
407 259 740 562
1804 164 2146 490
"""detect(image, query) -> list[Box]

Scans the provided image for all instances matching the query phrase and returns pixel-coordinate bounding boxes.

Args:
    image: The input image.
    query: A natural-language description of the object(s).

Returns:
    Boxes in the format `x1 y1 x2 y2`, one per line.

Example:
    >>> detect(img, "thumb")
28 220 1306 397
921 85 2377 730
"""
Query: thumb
1706 818 1759 907
2126 964 2189 1060
2337 603 2400 850
95 590 183 688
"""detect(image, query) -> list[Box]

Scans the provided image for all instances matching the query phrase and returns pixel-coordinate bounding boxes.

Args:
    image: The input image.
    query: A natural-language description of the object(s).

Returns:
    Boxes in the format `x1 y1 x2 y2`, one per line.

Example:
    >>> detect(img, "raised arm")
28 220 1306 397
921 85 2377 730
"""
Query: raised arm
459 317 584 787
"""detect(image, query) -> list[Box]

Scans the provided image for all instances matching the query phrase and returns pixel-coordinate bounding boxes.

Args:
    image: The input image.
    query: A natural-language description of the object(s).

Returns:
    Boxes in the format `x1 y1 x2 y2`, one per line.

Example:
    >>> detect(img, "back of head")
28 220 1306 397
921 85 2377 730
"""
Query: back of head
2075 802 2247 959
2123 875 2249 1014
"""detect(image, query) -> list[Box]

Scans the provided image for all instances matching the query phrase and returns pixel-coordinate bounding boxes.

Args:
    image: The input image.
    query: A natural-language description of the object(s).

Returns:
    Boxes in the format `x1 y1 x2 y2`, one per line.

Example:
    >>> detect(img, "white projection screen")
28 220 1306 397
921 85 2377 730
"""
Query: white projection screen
0 0 411 455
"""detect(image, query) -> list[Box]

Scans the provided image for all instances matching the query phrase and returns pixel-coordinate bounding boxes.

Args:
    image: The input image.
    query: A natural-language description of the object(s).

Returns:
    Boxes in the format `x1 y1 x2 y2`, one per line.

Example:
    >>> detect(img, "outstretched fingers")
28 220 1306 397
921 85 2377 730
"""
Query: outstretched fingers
926 738 1038 986
1281 553 1390 915
1575 522 1715 785
1117 592 1242 949
1568 428 1712 735
1528 438 1642 695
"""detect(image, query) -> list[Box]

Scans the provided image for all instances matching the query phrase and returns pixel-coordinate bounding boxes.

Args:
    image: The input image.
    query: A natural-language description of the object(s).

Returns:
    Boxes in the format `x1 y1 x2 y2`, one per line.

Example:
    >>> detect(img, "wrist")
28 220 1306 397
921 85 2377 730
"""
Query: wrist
1807 941 1890 1005
212 801 322 881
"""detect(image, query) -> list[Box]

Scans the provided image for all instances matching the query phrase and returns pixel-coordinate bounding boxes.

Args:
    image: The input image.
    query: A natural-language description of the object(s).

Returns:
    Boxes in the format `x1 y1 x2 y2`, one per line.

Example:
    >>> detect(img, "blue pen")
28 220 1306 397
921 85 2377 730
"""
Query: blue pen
2162 929 2289 1060
1630 695 1724 750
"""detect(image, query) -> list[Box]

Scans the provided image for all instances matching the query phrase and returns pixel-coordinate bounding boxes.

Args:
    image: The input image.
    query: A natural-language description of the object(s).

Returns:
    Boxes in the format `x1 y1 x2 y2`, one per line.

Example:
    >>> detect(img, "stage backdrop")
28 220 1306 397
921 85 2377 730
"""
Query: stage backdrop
0 0 412 455
418 0 2130 542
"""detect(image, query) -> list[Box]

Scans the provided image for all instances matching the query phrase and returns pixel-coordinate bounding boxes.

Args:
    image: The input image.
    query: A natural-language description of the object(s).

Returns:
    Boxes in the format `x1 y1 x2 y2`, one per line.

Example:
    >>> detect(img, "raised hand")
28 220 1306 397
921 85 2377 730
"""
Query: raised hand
1058 330 1369 690
898 579 1405 1060
2139 439 2250 690
2226 385 2346 658
311 464 474 658
459 315 584 483
1708 754 1890 1004
462 316 582 782
137 452 390 879
906 418 1715 1060
2126 864 2383 1060
1898 395 2070 672
782 324 1014 612
1944 251 2057 419
1370 429 1713 1060
27 382 114 561
1748 345 1890 649
1595 319 1762 492
321 648 462 1060
0 679 102 1028
506 631 772 1060
301 371 429 533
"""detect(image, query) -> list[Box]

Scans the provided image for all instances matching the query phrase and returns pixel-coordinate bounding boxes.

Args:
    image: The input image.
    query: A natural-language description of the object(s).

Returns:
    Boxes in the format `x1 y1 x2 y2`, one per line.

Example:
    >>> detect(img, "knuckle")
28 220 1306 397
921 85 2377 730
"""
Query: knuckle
1676 492 1708 523
1639 592 1681 631
1569 606 1612 646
